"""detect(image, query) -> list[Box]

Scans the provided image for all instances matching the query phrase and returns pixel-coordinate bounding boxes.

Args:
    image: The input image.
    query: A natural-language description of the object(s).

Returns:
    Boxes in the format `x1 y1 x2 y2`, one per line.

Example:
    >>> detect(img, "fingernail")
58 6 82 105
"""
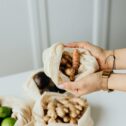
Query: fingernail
58 84 64 89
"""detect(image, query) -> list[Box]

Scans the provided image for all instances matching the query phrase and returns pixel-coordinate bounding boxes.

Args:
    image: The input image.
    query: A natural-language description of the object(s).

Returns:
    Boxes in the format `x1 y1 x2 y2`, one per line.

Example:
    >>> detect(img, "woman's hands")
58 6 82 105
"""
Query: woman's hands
59 41 114 96
58 71 107 96
65 41 114 70
59 41 126 95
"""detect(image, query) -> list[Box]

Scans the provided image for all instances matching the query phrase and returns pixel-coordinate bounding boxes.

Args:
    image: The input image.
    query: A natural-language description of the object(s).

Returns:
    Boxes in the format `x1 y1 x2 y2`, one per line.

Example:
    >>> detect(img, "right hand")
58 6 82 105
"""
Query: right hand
58 71 107 96
65 41 113 70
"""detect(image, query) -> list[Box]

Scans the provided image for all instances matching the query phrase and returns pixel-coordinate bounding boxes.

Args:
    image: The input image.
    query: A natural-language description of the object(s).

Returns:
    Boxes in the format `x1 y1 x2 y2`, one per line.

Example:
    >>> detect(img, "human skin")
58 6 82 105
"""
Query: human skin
58 41 126 96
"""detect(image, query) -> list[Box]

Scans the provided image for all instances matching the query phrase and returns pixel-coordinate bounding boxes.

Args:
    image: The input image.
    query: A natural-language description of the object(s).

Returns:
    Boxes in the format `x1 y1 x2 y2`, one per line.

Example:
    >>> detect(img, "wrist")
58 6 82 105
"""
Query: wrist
101 70 114 91
101 71 108 90
96 71 108 90
103 50 114 70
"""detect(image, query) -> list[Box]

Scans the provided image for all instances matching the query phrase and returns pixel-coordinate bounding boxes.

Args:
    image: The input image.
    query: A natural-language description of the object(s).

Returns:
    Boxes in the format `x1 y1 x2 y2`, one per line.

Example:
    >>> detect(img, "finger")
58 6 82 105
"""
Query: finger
58 82 77 90
64 42 83 48
64 41 90 48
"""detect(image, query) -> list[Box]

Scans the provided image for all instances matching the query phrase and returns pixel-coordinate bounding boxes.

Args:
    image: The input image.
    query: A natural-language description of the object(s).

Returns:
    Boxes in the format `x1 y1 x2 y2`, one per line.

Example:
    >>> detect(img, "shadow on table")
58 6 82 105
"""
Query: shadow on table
90 105 104 126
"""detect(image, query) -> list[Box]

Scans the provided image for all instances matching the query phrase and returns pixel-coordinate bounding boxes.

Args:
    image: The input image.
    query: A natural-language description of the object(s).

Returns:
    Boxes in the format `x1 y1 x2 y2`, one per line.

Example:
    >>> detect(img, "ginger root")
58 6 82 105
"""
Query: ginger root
63 116 70 123
65 68 75 81
47 100 57 119
70 98 88 107
56 104 65 118
70 118 77 124
42 94 87 124
60 49 80 81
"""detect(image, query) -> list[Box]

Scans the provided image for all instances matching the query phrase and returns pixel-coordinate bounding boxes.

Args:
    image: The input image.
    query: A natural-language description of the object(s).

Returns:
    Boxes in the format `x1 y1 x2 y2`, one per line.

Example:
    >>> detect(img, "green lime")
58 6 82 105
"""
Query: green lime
1 117 16 126
0 106 12 118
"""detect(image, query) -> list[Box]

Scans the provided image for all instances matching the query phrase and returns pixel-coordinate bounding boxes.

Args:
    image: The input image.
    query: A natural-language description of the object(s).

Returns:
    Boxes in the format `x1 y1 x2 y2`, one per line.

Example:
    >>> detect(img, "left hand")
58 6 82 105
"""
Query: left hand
58 71 106 96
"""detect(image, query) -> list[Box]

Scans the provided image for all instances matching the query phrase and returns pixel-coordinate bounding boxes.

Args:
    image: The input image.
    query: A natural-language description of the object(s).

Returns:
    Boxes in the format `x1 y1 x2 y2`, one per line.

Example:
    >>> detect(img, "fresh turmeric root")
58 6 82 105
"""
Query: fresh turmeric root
73 49 80 73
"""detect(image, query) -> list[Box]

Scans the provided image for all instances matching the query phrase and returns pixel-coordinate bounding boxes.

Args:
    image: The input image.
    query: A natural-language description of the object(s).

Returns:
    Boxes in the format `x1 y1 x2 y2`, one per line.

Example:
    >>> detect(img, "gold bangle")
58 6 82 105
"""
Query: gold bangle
113 50 116 70
103 50 116 92
102 70 113 92
105 50 116 71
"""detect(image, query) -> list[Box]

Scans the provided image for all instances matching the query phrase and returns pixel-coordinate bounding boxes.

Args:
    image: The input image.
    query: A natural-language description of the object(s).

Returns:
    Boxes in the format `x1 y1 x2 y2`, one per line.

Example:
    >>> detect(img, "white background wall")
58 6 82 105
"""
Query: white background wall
0 0 126 77
0 0 34 76
109 0 126 49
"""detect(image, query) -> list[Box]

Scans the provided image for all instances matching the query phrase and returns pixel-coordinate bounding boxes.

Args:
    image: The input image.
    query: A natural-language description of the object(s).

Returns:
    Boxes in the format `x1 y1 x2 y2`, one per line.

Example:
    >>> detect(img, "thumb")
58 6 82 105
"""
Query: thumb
58 81 78 91
64 41 90 49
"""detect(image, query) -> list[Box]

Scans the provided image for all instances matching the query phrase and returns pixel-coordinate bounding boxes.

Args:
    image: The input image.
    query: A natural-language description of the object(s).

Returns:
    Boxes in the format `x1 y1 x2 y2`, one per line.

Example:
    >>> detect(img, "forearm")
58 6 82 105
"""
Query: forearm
108 73 126 91
114 48 126 69
105 48 126 70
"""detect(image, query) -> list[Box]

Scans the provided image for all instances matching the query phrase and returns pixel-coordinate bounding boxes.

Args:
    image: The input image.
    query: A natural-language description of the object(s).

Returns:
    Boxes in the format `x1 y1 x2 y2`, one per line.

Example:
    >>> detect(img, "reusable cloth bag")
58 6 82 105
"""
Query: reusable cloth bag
24 69 65 102
32 92 94 126
43 43 99 87
23 69 43 101
0 96 33 126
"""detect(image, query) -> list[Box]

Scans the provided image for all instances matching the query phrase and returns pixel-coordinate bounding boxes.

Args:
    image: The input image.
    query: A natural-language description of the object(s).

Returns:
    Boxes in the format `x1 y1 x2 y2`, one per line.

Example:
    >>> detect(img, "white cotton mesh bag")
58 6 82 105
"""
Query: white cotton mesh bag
32 92 94 126
43 43 99 87
0 96 34 126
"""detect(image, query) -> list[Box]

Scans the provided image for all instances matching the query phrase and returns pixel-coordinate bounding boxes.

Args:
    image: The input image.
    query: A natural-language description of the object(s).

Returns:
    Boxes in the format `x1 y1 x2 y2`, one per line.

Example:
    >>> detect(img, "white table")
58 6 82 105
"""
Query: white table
0 70 126 126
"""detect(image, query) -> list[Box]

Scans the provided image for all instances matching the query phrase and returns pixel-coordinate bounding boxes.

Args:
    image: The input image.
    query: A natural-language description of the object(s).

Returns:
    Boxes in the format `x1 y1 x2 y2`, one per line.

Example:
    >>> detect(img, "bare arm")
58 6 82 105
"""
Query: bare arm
113 48 126 69
60 42 126 96
108 73 126 91
59 72 126 96
65 41 126 70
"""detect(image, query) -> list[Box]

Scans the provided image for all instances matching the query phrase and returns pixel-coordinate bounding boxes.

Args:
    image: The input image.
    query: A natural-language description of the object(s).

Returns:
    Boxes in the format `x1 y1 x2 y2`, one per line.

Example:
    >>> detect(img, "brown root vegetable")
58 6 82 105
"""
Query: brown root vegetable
70 98 88 107
56 105 65 118
59 100 77 118
42 92 87 124
60 50 80 81
60 57 68 65
43 115 50 123
69 75 75 81
62 51 72 63
73 49 80 73
47 109 57 119
63 107 69 113
63 116 70 123
70 112 77 118
70 118 77 124
65 68 74 76
56 118 62 123
48 118 56 123
65 68 75 81
63 51 70 56
47 100 57 119
76 109 81 115
58 99 69 106
47 99 57 109
66 63 72 68
75 104 83 111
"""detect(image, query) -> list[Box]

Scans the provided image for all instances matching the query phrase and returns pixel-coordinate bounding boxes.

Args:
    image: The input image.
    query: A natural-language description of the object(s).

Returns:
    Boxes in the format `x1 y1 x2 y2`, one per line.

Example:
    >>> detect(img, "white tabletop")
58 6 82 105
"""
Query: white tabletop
0 70 126 126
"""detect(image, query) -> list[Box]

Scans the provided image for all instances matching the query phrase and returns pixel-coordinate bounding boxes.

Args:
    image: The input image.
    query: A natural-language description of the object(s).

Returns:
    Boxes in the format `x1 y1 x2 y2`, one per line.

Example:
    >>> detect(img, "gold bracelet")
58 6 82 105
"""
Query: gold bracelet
102 70 113 92
113 50 116 70
102 50 116 92
105 50 116 71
